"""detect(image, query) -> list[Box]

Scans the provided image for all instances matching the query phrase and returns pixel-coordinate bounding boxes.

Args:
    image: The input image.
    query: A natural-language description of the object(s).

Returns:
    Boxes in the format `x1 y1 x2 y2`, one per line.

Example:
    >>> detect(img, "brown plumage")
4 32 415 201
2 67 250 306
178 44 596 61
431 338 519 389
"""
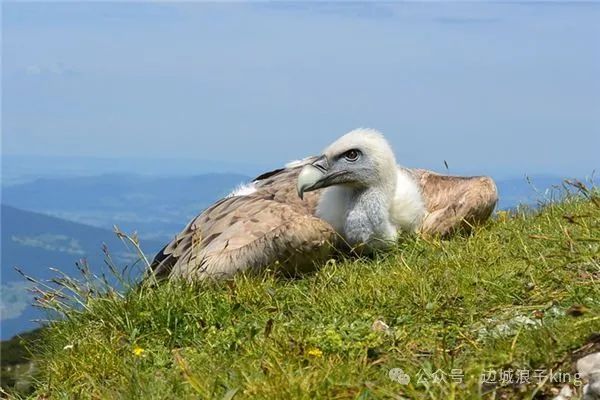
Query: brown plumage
150 130 498 281
412 169 498 237
151 166 337 280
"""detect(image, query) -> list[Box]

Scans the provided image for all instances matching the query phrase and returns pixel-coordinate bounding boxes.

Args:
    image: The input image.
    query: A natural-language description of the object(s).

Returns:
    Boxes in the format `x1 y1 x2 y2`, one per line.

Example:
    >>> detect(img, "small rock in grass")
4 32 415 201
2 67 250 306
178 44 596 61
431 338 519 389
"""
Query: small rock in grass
577 352 600 400
552 385 573 400
371 319 390 334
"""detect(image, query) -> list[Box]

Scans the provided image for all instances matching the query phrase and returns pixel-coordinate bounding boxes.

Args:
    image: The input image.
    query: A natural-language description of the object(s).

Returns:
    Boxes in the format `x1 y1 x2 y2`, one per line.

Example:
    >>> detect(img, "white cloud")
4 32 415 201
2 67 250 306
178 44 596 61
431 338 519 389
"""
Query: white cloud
0 282 33 320
23 62 76 77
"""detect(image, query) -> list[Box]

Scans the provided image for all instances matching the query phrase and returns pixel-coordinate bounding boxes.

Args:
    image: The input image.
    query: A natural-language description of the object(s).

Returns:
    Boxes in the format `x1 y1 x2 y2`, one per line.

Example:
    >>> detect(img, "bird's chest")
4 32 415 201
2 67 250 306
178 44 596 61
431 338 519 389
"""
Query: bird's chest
342 193 397 248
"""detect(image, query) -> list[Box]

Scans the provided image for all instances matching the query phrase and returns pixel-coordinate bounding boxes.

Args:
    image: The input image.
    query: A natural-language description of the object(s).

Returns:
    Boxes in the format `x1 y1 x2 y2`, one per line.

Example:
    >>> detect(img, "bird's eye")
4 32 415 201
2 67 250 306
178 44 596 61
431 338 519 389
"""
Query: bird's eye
343 149 360 162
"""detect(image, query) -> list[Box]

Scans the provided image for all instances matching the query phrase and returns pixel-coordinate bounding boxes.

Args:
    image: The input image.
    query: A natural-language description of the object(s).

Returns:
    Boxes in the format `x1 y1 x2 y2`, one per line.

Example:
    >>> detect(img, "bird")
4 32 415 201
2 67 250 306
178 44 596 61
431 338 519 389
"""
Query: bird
150 129 497 281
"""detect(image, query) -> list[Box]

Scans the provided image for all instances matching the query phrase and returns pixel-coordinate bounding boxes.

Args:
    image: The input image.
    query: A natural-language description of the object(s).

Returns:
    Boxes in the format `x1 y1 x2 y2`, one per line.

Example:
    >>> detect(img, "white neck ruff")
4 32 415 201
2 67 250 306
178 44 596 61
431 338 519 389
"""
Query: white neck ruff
315 167 426 245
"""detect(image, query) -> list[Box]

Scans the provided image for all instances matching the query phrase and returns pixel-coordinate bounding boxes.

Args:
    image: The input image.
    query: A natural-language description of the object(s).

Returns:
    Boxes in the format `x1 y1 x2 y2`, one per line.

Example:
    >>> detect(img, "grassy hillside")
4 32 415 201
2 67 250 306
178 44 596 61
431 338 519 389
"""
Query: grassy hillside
8 187 600 399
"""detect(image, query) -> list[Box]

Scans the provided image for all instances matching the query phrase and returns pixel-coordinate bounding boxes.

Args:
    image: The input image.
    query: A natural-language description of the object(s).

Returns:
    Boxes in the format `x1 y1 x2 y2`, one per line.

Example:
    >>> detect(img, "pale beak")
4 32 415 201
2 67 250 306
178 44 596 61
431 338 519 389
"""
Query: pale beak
296 155 329 199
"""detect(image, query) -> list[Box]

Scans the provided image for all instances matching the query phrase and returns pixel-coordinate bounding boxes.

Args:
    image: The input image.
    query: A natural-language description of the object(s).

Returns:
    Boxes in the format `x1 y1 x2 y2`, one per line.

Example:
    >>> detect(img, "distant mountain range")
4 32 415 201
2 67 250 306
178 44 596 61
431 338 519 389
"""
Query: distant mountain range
2 154 269 186
2 173 251 242
1 205 164 339
495 175 583 210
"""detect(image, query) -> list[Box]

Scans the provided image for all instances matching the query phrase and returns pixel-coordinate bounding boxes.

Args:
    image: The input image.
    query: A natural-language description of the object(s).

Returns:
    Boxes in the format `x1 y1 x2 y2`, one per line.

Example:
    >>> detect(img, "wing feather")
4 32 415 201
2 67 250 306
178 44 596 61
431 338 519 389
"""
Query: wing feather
151 167 333 280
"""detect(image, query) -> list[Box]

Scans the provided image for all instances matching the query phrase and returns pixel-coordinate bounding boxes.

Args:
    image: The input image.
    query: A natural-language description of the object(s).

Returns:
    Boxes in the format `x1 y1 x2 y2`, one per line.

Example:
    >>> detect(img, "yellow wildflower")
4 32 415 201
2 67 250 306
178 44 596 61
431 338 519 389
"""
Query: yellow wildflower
307 348 323 358
132 346 145 357
496 210 509 222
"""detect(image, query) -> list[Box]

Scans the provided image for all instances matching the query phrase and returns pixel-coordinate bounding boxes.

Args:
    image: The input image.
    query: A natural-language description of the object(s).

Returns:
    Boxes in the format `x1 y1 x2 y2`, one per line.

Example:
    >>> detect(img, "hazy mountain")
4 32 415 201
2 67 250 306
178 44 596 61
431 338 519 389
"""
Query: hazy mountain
2 173 251 242
1 205 163 339
2 154 269 186
495 174 597 210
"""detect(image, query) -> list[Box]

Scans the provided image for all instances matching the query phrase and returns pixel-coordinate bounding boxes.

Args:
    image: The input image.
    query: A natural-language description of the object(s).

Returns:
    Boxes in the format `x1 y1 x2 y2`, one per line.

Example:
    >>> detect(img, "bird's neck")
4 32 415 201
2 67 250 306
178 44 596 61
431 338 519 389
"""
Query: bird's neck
389 167 426 233
316 171 399 248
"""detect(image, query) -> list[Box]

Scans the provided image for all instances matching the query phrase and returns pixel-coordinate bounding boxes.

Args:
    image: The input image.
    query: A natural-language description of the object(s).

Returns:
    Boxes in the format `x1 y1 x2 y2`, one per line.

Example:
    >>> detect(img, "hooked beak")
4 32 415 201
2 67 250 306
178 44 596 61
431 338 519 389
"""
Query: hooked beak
296 155 330 199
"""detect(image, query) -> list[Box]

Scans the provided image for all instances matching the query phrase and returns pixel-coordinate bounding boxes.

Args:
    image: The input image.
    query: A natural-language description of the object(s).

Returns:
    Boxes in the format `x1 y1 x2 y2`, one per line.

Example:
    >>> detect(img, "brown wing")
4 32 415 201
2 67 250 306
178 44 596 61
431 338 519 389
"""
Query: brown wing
410 169 498 237
151 166 334 281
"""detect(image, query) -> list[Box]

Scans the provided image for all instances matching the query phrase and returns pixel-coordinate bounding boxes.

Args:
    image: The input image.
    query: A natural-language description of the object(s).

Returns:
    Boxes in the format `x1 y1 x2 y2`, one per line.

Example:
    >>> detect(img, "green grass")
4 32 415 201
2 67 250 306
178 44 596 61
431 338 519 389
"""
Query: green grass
12 188 600 399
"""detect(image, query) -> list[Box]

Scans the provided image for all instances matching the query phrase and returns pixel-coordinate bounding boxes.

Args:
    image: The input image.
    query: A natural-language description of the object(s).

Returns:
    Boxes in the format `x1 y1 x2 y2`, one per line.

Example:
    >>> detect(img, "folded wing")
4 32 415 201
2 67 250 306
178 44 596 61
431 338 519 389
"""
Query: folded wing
151 165 336 280
411 169 498 237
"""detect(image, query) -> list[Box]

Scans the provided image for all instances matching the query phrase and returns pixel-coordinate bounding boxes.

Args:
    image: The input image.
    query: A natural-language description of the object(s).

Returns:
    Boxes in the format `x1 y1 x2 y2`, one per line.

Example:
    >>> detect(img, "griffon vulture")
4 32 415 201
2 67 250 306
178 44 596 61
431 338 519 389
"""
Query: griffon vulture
151 129 497 280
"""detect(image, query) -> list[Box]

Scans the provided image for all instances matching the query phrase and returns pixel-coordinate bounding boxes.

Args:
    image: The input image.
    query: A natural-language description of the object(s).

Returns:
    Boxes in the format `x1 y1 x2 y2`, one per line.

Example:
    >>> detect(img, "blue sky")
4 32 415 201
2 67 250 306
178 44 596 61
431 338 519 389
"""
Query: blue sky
2 2 599 178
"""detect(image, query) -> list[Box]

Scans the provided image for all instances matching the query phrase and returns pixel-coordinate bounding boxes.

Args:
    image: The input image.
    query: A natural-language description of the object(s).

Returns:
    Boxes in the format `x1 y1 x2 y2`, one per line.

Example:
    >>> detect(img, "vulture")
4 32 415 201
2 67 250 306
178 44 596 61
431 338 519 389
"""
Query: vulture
150 129 497 281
